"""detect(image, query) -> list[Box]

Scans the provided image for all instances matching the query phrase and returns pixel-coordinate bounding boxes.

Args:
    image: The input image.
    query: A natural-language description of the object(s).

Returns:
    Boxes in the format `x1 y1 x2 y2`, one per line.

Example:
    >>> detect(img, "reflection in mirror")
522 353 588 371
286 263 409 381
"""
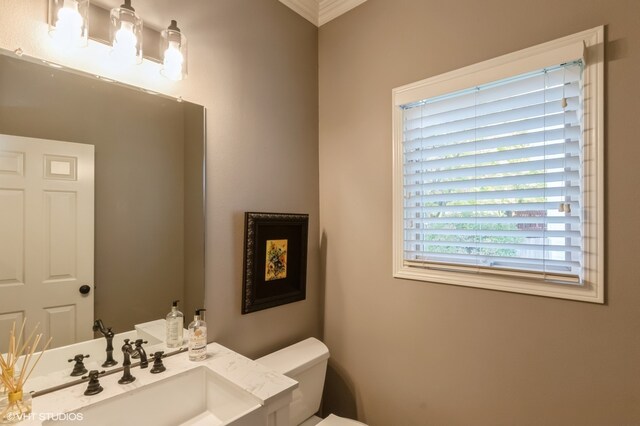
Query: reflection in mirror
0 51 205 368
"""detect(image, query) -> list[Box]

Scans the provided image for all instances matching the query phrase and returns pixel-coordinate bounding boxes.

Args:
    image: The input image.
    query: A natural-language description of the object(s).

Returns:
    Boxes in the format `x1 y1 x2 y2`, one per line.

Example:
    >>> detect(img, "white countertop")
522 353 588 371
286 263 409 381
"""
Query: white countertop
18 342 297 425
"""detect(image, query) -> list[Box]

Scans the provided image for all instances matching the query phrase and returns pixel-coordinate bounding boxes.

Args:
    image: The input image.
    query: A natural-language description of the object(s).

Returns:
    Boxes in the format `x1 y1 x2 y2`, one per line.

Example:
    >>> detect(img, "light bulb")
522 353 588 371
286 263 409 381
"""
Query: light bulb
162 41 184 81
52 0 84 48
160 20 187 81
112 21 138 65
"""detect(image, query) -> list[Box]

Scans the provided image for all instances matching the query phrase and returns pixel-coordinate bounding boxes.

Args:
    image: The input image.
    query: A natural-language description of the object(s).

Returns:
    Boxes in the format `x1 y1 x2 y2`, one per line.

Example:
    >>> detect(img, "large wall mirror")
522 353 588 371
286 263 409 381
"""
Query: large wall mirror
0 50 205 353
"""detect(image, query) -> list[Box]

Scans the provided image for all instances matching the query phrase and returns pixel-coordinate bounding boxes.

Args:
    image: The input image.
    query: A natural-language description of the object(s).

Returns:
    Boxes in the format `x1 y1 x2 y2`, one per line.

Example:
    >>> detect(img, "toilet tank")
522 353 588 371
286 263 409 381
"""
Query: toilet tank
256 338 330 426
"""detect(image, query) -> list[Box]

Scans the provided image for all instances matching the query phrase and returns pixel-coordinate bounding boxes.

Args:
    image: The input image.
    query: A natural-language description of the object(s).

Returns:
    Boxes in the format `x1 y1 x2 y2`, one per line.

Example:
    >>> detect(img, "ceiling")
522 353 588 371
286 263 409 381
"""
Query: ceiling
279 0 367 26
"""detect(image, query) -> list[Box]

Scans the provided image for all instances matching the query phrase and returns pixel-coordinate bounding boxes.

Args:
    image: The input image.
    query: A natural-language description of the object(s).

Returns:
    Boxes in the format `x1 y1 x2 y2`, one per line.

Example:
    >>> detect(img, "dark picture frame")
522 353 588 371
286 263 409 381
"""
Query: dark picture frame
242 212 309 314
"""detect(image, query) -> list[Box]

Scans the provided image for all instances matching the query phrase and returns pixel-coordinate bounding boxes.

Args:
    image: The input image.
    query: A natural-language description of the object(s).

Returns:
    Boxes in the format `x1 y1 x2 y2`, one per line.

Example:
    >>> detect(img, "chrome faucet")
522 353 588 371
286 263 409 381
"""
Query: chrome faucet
93 319 118 367
118 339 136 384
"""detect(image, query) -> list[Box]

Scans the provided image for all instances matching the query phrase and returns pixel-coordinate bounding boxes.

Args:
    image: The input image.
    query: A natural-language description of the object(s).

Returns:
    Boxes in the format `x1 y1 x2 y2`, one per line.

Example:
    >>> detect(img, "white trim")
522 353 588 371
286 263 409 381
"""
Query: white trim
319 0 368 26
393 266 601 303
586 25 605 304
278 0 367 27
394 29 591 106
279 0 319 26
392 26 605 303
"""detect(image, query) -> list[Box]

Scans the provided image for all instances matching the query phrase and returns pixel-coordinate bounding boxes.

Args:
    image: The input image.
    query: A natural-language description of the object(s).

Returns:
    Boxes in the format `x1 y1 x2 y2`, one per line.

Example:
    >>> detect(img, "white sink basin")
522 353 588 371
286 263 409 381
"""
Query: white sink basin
44 366 263 426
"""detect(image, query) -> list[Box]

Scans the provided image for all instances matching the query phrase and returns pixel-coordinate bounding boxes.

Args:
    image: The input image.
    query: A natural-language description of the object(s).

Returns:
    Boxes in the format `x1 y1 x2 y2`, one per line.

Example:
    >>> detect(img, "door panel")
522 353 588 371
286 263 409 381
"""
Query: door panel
44 191 77 281
0 134 94 352
0 189 24 285
43 305 76 348
0 311 24 341
0 150 24 175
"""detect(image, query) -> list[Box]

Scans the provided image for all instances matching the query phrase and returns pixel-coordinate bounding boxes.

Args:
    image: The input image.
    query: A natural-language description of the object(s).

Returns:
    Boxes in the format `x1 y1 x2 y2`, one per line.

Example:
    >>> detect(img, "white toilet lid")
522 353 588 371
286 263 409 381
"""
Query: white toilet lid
317 414 368 426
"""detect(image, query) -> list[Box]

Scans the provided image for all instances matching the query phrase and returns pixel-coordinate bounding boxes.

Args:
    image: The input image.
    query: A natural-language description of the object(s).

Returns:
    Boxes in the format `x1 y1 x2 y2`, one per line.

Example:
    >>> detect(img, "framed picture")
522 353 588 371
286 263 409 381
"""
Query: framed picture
242 212 309 314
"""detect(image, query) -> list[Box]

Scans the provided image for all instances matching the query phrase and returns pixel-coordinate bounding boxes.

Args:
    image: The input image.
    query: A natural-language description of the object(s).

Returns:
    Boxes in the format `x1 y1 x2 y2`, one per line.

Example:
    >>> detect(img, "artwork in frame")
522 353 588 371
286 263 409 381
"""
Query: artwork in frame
242 212 309 314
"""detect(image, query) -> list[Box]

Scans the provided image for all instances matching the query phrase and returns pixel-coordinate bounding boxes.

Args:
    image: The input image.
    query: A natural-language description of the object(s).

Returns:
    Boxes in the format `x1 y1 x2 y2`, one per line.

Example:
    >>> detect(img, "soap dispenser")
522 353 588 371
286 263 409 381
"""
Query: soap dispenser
165 300 184 348
187 309 207 361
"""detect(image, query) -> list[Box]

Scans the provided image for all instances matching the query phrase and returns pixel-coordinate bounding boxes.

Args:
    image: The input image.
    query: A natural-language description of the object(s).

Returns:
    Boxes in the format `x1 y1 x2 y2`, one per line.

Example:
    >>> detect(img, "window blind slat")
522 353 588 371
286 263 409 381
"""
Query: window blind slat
403 82 580 130
406 240 581 253
404 201 578 214
403 259 581 281
404 112 577 146
405 215 580 224
405 141 579 170
405 96 579 140
403 252 580 269
405 186 580 203
404 171 580 192
404 126 580 159
404 156 580 178
406 229 581 238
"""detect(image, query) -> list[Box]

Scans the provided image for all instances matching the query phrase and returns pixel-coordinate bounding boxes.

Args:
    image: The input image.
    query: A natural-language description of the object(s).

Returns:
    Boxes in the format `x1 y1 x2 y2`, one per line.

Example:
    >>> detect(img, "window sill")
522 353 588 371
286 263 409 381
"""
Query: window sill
393 265 603 303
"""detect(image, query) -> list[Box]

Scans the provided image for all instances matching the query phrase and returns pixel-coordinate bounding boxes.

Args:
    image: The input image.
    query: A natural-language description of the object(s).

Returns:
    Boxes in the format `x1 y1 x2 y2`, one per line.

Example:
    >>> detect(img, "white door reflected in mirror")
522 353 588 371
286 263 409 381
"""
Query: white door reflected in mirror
0 134 94 352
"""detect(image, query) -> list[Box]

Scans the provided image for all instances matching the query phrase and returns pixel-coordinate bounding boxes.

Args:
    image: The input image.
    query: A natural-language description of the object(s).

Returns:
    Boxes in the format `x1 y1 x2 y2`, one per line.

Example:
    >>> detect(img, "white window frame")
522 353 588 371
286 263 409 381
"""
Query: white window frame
392 26 604 303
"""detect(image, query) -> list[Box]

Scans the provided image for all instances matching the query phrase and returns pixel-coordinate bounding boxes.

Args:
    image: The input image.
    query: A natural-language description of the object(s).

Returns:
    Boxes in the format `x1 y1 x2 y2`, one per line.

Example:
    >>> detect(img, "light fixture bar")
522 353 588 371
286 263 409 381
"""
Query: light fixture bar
87 4 162 62
47 0 188 81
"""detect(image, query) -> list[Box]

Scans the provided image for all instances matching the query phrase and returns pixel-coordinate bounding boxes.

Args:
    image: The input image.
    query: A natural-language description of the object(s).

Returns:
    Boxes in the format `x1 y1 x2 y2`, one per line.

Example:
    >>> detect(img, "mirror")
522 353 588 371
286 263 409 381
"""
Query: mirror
0 51 205 355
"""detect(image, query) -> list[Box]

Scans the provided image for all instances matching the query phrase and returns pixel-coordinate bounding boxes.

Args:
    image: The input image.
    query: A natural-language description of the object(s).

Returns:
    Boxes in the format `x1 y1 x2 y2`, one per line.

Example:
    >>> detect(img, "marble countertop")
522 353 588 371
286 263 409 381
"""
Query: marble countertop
17 342 297 425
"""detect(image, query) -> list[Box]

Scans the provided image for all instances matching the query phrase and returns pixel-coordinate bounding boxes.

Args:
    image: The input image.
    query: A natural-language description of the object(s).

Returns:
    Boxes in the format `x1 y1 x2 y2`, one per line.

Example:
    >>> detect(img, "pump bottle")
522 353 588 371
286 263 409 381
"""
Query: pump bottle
188 309 207 361
165 300 184 348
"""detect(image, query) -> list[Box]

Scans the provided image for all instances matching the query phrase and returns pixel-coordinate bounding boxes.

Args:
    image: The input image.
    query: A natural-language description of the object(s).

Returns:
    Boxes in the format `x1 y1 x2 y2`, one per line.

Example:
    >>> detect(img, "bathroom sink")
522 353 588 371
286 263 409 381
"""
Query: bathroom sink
44 366 263 426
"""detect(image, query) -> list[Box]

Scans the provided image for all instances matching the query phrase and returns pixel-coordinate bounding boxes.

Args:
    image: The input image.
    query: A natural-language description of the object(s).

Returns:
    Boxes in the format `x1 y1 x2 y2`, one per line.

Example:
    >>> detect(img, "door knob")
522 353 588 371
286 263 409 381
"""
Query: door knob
79 285 91 295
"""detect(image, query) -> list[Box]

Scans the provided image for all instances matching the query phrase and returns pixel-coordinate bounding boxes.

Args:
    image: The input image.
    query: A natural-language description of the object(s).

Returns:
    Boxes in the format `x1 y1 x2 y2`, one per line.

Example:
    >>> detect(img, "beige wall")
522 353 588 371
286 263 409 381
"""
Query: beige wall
195 0 321 357
319 1 640 425
0 0 320 358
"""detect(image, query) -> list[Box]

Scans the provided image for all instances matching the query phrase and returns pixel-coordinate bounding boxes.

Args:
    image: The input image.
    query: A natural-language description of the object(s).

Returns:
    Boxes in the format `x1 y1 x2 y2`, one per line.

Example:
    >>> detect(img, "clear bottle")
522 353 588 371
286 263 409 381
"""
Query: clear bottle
165 300 184 348
187 309 207 361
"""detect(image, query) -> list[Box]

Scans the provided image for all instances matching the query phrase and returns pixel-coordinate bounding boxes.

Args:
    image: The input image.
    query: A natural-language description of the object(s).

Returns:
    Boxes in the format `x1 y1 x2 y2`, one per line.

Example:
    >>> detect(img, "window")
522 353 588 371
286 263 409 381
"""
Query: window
392 27 604 302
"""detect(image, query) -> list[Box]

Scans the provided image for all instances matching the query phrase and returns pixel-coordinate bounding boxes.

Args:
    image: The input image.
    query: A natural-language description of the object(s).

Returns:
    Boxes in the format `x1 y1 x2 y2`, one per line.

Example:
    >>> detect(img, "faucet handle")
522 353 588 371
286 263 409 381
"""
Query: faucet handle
82 370 106 396
68 354 90 363
68 354 91 377
122 338 133 354
134 339 148 346
150 351 166 374
81 369 106 380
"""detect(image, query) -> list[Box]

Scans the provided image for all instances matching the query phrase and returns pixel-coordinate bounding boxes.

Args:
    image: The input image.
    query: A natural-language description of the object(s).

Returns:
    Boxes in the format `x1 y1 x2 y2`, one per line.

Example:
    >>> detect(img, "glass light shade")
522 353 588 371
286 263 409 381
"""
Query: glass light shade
109 1 143 65
48 0 89 49
160 20 188 81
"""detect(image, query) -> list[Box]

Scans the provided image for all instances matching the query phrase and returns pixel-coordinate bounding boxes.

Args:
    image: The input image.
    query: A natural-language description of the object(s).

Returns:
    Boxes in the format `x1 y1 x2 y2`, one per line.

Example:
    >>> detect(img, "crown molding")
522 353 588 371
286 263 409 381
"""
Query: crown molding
279 0 367 27
279 0 319 26
318 0 367 26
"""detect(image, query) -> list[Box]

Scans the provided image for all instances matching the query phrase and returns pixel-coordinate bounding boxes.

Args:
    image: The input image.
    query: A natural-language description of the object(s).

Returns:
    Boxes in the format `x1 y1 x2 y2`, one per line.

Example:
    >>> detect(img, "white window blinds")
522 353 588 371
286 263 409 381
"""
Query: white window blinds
401 61 583 284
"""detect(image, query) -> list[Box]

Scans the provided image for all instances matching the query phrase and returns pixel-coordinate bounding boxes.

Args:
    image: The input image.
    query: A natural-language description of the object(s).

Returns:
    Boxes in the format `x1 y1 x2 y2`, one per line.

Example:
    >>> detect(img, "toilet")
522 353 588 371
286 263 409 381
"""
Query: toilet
256 338 366 426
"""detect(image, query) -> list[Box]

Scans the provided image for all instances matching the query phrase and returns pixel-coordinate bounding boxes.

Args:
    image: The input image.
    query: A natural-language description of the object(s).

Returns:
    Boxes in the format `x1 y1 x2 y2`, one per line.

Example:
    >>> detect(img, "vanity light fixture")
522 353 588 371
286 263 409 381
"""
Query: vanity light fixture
109 0 143 65
46 0 188 82
160 20 188 81
48 0 89 49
